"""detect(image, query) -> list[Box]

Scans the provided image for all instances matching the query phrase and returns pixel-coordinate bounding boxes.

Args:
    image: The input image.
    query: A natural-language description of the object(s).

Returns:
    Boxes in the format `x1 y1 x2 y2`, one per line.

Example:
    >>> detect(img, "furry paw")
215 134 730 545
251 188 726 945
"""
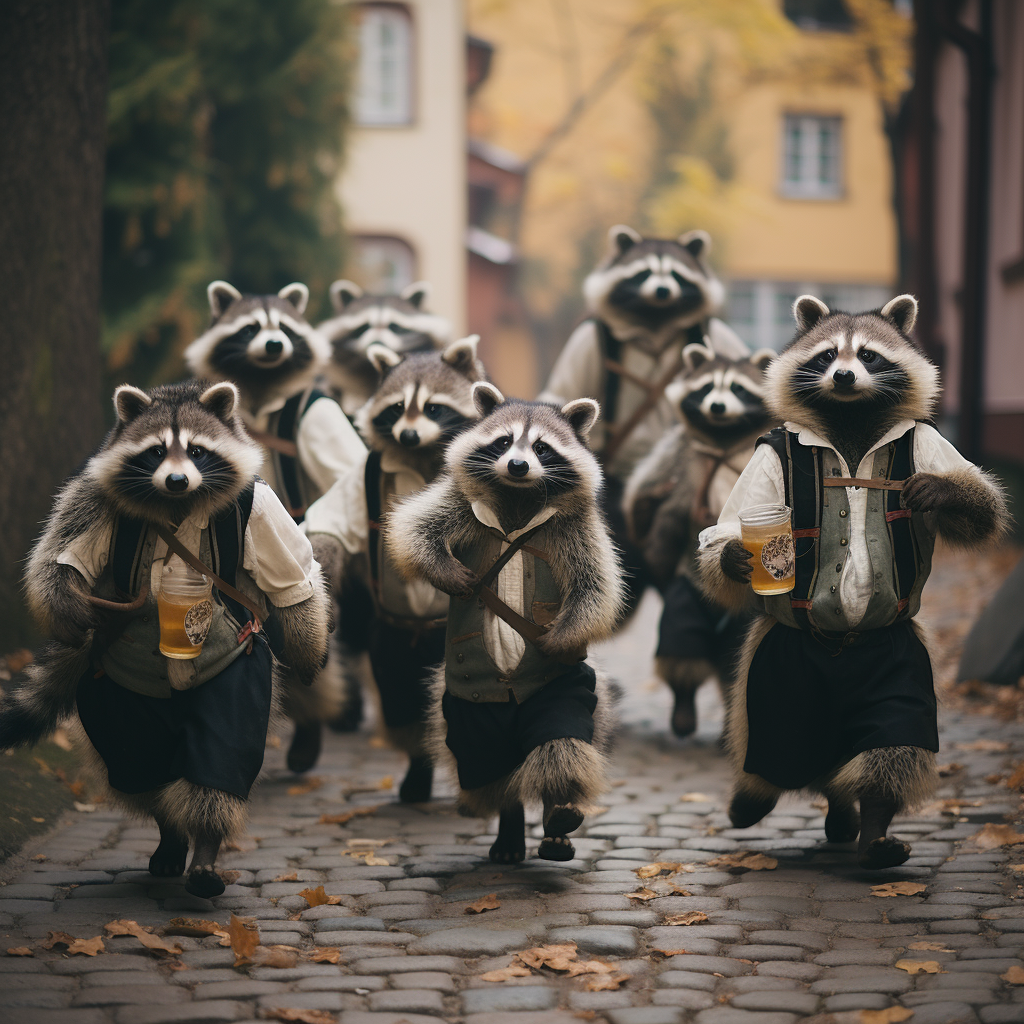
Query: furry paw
308 533 345 596
286 723 322 773
538 835 575 861
185 865 226 898
537 627 586 662
670 685 698 738
824 802 860 844
858 836 911 869
439 561 480 600
399 757 433 803
544 805 584 836
901 472 958 513
728 790 778 829
721 539 754 583
149 836 188 878
489 836 526 864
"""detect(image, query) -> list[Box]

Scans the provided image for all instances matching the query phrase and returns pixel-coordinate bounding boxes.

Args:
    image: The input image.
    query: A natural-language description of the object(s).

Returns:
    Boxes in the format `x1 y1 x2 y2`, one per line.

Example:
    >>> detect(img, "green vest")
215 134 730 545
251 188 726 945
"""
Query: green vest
444 530 569 703
757 426 933 633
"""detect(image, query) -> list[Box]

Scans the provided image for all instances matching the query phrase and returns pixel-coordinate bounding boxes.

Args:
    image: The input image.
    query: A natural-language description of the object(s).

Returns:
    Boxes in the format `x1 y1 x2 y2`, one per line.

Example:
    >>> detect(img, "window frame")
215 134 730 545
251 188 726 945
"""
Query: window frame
349 234 418 293
779 113 844 201
354 2 417 128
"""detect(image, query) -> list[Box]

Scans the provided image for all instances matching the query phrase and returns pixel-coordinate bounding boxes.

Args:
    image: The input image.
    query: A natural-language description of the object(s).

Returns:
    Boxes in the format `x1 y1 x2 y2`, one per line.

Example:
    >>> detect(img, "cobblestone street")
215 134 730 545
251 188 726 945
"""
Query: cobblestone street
3 547 1024 1024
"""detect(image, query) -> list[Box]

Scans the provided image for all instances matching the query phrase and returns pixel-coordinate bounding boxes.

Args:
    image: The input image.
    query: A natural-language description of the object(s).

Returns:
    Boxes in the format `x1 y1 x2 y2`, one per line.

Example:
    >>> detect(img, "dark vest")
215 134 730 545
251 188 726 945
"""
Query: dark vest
444 528 569 704
265 387 327 522
755 426 933 634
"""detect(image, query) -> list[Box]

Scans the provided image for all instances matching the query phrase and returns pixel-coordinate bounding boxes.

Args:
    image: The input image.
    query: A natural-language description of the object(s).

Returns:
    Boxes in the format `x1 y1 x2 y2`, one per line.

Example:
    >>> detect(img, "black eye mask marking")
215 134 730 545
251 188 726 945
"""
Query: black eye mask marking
372 401 405 434
607 269 705 327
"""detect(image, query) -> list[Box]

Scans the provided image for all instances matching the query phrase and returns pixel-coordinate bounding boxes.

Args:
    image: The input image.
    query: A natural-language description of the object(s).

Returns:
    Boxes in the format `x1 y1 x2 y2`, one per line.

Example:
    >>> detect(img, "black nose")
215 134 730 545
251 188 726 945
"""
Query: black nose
399 429 420 447
833 369 856 388
654 286 671 301
165 473 189 492
265 338 284 356
507 459 530 478
710 402 726 415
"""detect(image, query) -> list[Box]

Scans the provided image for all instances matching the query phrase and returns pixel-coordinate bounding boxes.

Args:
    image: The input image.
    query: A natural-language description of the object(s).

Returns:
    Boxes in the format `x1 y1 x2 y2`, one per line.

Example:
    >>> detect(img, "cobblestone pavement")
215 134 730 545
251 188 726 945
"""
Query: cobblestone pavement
3 548 1024 1024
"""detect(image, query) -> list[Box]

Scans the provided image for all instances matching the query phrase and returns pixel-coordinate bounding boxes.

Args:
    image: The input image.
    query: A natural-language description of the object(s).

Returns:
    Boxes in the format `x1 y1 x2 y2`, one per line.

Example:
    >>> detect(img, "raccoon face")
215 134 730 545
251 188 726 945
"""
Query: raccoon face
452 384 601 499
356 336 484 456
583 225 725 337
668 343 774 439
765 294 940 425
93 380 262 521
185 282 329 403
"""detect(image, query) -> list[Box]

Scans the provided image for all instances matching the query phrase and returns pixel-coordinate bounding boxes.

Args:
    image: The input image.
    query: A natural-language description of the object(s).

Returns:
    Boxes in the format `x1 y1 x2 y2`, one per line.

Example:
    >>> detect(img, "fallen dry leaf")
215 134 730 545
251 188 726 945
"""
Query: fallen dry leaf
635 861 692 879
5 947 33 957
251 946 298 968
678 793 712 802
860 1008 914 1024
274 872 299 882
955 739 1009 752
40 931 78 950
227 914 260 965
1010 863 1024 873
583 972 630 991
465 893 500 914
219 869 240 885
896 959 944 975
67 936 105 956
340 848 390 866
378 775 393 789
871 882 927 897
318 806 379 825
104 919 182 956
970 823 1024 849
516 942 580 972
31 854 47 862
651 946 690 957
1006 763 1024 790
264 1009 336 1024
985 773 1005 785
707 852 778 872
480 964 533 982
626 888 663 902
937 762 964 776
664 911 709 926
308 947 343 964
908 941 953 952
299 885 329 908
1002 964 1024 984
287 776 324 796
164 918 229 939
566 959 619 977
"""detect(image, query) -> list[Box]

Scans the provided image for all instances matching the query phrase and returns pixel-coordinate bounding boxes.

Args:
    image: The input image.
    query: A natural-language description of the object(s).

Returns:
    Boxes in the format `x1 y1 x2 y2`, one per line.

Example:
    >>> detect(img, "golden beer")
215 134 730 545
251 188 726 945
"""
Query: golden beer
739 504 796 596
158 564 213 659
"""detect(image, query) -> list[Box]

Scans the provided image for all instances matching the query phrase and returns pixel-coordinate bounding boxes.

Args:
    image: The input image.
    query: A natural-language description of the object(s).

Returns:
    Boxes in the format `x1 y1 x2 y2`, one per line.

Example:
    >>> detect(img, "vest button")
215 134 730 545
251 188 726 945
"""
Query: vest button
456 653 464 663
840 538 848 546
839 509 847 518
835 607 842 615
142 616 149 622
830 585 836 593
463 674 469 680
472 692 479 700
836 563 842 572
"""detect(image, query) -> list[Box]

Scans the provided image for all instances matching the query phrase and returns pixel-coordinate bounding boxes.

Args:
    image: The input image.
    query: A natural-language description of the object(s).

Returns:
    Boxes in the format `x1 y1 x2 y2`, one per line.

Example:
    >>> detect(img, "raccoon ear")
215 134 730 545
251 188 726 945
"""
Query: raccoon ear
608 225 643 255
277 282 309 316
682 342 714 374
400 280 431 308
441 334 480 374
880 294 918 335
329 279 363 313
749 348 776 372
793 295 831 333
207 281 242 318
472 381 505 418
678 229 712 260
366 342 404 376
113 385 152 424
561 398 600 438
199 381 240 421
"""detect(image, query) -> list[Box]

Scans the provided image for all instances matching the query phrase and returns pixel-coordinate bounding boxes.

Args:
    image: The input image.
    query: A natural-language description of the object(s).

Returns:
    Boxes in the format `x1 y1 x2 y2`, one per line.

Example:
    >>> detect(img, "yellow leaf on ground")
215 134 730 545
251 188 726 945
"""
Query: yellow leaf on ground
103 920 138 936
287 776 324 796
165 919 229 940
895 959 944 975
228 914 260 965
871 882 927 897
664 911 709 926
308 948 343 964
707 852 778 872
318 806 379 825
219 870 240 884
67 936 105 956
5 947 33 956
584 971 630 990
971 823 1024 849
274 872 299 882
104 920 182 955
465 893 500 914
299 885 329 908
566 959 619 977
635 862 691 879
1005 762 1024 790
264 1009 336 1024
40 931 78 950
516 942 580 972
1002 965 1024 984
480 964 533 982
955 739 1009 752
908 941 953 952
860 1007 915 1024
626 888 663 902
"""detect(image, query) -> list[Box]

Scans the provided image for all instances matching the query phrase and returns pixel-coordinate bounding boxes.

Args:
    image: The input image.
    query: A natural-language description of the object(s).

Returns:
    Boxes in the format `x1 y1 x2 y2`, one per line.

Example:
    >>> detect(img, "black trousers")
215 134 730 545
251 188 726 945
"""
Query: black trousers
368 619 446 729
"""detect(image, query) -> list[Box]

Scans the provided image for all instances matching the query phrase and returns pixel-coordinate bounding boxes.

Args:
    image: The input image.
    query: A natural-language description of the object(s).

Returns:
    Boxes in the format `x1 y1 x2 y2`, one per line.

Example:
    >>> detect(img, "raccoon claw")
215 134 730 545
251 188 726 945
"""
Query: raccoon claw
538 835 575 861
721 539 754 583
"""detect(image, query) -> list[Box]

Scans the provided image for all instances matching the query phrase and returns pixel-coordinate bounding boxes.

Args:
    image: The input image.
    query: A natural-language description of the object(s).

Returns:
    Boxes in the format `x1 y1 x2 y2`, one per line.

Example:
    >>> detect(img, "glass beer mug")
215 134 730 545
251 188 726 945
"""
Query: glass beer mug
739 504 796 596
158 563 214 659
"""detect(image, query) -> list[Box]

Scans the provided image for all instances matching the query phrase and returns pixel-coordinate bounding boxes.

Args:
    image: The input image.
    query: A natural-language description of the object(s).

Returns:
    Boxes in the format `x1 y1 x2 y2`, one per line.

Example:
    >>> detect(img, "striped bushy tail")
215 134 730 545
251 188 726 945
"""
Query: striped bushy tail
0 643 89 750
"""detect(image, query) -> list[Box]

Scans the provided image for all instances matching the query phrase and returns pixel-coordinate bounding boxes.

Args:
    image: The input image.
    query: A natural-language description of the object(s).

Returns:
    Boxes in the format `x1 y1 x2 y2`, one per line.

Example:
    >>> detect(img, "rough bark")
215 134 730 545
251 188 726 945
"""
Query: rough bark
0 0 110 649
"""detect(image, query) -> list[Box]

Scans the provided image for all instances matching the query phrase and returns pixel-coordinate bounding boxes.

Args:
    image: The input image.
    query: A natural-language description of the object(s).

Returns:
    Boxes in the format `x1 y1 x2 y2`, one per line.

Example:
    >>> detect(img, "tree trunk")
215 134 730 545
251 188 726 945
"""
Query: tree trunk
0 0 110 650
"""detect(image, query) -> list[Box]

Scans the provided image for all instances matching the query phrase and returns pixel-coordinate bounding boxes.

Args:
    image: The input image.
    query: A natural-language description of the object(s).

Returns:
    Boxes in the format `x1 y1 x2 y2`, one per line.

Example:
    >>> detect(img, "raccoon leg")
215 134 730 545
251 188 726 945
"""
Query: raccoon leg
328 642 365 733
656 656 715 738
489 802 526 864
399 756 434 804
822 792 861 845
728 774 782 829
149 815 189 878
287 723 322 774
185 832 225 899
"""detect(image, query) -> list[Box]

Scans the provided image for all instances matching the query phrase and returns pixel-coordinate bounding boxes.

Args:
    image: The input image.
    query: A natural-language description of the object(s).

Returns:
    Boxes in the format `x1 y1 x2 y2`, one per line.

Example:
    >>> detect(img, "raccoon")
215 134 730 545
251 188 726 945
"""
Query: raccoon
540 224 725 614
386 384 625 863
698 294 1009 869
304 337 485 803
2 380 330 896
624 334 776 737
317 279 452 416
186 281 366 770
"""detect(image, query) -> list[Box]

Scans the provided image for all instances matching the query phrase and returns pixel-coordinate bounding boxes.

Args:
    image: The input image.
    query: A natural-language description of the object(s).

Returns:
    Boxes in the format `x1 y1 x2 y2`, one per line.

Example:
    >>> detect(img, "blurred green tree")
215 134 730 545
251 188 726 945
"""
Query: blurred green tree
103 0 351 387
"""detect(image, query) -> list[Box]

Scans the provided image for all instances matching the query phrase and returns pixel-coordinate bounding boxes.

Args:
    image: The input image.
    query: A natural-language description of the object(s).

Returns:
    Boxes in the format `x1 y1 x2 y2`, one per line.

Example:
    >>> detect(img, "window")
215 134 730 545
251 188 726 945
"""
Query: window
350 236 416 292
781 115 843 199
783 0 852 31
355 5 413 126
